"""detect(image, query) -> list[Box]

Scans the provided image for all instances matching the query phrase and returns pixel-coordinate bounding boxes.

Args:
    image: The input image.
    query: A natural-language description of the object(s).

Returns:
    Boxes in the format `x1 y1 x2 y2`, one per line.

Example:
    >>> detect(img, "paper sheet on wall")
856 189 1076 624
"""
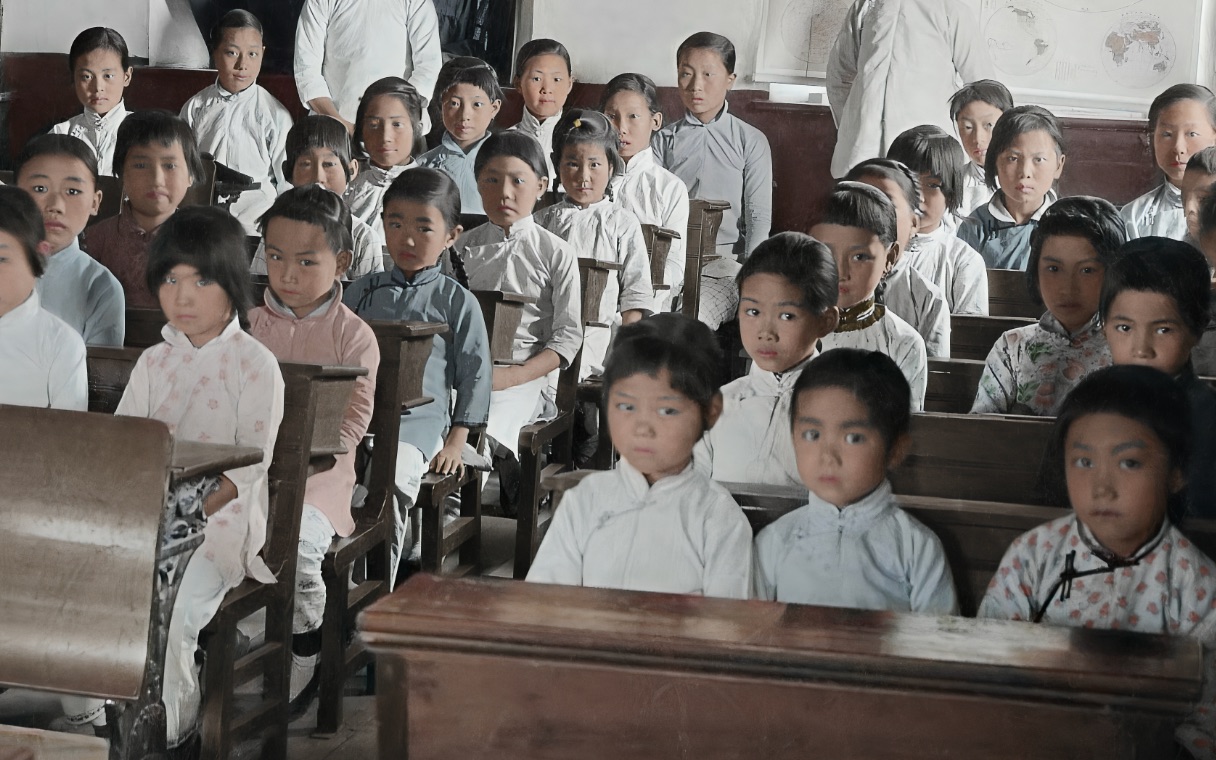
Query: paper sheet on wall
753 0 855 82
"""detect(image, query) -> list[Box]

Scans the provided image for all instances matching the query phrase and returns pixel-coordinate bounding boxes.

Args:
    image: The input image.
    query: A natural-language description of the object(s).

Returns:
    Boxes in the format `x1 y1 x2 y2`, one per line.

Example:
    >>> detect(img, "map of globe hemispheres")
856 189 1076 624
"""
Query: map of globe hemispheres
1101 12 1176 89
778 0 853 70
985 2 1057 77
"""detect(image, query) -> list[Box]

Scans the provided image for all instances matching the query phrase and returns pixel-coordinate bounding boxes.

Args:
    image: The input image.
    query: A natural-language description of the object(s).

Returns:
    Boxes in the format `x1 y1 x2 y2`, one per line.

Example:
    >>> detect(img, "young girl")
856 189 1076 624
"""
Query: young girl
971 197 1122 416
112 206 284 745
527 313 752 599
1121 84 1216 241
600 72 690 312
344 77 424 243
812 183 928 410
1182 147 1216 245
180 10 293 234
508 39 574 182
344 168 492 580
16 134 125 347
418 59 502 216
958 105 1066 270
535 109 652 379
0 186 86 412
454 132 582 461
653 32 773 329
753 348 957 612
978 365 1216 755
694 232 839 488
50 28 133 176
886 124 989 315
844 159 951 357
85 110 204 308
249 114 384 281
949 80 1014 216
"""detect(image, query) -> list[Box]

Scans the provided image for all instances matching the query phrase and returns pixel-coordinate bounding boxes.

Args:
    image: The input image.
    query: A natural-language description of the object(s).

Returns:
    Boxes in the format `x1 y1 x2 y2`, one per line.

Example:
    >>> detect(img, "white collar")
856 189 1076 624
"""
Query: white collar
616 457 700 500
988 189 1057 224
162 314 243 349
0 288 40 328
214 80 256 102
1039 310 1102 340
745 351 816 393
520 108 561 134
496 214 537 239
83 100 128 128
799 479 895 529
624 147 656 175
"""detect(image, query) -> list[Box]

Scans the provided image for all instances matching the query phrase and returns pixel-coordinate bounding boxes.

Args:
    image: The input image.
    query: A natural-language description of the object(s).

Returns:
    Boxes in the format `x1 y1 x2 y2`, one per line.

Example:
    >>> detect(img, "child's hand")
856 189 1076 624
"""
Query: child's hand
430 442 464 476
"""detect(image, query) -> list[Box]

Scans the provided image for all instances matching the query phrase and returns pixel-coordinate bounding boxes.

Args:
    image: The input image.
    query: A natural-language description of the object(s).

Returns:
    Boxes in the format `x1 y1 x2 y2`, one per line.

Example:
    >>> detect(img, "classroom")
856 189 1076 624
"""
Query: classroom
1 0 1216 757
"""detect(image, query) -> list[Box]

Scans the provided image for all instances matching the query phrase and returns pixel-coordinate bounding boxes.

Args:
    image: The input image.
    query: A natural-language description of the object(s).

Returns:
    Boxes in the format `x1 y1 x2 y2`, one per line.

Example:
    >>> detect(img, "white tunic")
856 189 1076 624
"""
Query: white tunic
343 161 415 244
882 252 951 358
752 480 957 613
454 215 582 366
534 197 653 376
50 100 130 177
180 82 293 234
820 305 928 410
960 163 989 219
294 0 442 126
0 290 87 411
693 355 809 488
612 147 690 311
35 240 125 347
116 317 284 585
1120 181 1187 241
913 225 989 315
250 214 384 282
527 460 753 599
826 0 992 178
509 108 561 182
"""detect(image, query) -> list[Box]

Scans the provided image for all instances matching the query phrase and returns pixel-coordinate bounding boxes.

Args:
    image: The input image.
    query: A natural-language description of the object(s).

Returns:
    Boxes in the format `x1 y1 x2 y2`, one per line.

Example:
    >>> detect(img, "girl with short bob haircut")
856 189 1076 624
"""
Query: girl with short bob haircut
345 76 426 243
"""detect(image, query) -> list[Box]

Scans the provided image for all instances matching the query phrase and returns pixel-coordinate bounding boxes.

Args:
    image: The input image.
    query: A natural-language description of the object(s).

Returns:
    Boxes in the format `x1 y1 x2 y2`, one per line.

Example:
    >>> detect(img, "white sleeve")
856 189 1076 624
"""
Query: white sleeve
906 520 959 615
49 332 88 412
970 335 1016 414
701 496 753 600
294 0 335 107
405 0 443 104
662 182 689 300
267 99 294 191
227 349 285 501
826 1 864 125
616 217 655 314
692 431 714 478
952 243 989 316
924 291 951 359
526 485 588 586
115 352 153 418
946 0 994 83
750 524 780 601
544 244 584 367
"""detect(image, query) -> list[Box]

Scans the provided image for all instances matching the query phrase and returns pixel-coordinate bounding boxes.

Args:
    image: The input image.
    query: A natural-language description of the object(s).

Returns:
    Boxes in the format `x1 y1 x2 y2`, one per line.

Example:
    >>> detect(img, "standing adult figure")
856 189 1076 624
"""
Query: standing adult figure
826 0 993 178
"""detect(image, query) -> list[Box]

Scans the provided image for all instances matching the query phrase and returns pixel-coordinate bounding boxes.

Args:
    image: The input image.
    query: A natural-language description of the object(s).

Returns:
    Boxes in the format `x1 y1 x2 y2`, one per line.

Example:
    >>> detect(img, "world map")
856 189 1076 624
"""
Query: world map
1100 12 1176 89
985 2 1057 77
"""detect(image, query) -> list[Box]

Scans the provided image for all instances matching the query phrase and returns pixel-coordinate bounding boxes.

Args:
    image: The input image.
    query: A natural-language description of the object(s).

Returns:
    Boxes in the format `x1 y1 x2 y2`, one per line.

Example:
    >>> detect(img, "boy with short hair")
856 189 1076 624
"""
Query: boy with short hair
1182 147 1216 245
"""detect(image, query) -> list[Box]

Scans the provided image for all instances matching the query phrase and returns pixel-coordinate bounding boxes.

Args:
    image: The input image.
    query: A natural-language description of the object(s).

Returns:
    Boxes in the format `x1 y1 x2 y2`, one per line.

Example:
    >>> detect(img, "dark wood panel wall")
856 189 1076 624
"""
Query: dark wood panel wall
2 53 1159 233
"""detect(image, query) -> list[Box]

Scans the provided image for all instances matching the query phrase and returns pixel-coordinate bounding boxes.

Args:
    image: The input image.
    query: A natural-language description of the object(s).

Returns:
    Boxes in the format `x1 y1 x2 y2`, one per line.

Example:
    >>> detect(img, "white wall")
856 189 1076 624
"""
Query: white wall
1 0 150 58
520 0 767 86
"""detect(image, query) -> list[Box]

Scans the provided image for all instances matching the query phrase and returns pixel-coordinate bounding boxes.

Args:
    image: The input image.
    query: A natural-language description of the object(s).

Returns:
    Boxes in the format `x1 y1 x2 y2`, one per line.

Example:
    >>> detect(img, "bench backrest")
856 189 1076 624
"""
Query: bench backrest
472 290 536 365
682 199 730 320
986 269 1041 319
951 314 1036 360
640 224 679 289
924 357 986 414
124 308 168 349
0 405 173 700
85 346 144 414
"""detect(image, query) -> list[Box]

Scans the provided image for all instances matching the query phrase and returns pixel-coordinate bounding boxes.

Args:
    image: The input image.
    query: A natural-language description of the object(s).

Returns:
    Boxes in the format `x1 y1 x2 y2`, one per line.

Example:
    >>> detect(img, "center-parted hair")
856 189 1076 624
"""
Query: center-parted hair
435 57 504 106
886 125 969 213
146 206 253 328
602 313 724 425
1099 237 1212 338
113 109 205 184
1186 146 1216 176
983 105 1066 191
1025 196 1127 306
599 73 663 115
354 77 426 161
382 168 469 288
513 39 572 80
209 8 263 50
1148 84 1216 133
15 134 100 188
677 32 736 74
844 158 924 219
1041 364 1191 507
790 348 911 453
0 185 48 277
258 184 354 256
817 182 898 246
736 232 838 314
473 131 549 181
948 80 1014 121
68 27 131 73
551 109 625 181
283 115 355 182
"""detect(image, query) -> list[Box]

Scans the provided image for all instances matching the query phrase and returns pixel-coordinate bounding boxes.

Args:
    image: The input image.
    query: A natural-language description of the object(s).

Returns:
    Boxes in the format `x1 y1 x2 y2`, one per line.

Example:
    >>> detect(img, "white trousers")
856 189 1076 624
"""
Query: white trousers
294 504 336 635
390 443 427 585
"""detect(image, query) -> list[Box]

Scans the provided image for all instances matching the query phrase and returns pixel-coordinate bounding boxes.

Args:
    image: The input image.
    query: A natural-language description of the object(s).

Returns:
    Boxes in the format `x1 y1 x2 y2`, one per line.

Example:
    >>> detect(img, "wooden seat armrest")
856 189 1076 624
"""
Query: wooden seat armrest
363 319 449 339
474 290 538 306
279 362 370 380
720 481 807 507
579 258 625 271
518 410 574 452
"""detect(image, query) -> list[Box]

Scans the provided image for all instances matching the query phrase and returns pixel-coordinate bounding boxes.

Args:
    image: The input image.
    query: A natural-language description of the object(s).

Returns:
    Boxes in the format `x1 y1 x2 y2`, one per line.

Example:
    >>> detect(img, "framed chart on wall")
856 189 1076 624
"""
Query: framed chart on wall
753 0 854 83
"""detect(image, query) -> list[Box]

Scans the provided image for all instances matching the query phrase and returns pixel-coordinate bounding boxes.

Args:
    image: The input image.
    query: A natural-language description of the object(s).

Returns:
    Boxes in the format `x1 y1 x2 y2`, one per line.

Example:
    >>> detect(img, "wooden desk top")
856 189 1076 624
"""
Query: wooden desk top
171 442 263 482
362 575 1202 713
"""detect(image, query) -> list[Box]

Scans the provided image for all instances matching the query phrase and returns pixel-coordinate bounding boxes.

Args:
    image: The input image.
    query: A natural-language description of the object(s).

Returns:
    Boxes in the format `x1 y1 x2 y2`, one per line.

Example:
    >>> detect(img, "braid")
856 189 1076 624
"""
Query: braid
448 246 471 290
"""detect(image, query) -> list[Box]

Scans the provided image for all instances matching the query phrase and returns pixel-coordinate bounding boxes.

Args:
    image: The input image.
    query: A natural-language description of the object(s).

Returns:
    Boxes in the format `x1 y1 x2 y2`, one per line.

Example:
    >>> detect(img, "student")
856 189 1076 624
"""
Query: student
84 110 204 309
249 115 384 281
753 348 957 612
826 0 992 179
971 197 1121 416
113 207 284 746
693 232 839 487
978 365 1216 755
948 80 1014 217
294 0 441 134
344 77 425 244
653 32 773 329
886 124 989 315
600 72 690 311
1120 84 1216 241
345 168 492 579
1100 237 1216 522
958 105 1066 270
50 28 133 177
15 134 124 347
180 10 293 235
844 159 951 357
812 183 928 409
535 109 652 379
454 132 581 464
1181 147 1216 244
418 59 502 216
1198 188 1216 275
424 56 489 148
508 39 574 182
0 186 86 411
527 313 752 599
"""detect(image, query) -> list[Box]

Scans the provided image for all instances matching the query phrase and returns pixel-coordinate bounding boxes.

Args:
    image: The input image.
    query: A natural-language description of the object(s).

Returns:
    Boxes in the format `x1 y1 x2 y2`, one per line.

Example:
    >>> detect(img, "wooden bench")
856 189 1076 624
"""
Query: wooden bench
682 199 730 321
986 268 1040 319
123 308 167 349
924 357 986 414
361 574 1201 759
640 223 680 301
85 346 145 414
473 290 535 365
951 314 1035 361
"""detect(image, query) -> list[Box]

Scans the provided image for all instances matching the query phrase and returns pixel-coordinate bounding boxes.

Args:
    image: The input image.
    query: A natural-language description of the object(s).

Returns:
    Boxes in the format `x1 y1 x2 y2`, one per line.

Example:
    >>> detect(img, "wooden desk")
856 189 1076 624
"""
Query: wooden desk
170 442 262 482
362 575 1200 759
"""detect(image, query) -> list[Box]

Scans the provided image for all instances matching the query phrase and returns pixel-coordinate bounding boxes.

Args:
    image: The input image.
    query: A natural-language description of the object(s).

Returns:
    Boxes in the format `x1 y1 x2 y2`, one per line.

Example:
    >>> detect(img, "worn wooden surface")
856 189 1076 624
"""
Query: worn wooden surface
683 200 730 320
986 269 1041 319
640 224 678 290
472 290 534 365
170 441 263 482
924 357 987 414
123 308 167 349
85 345 144 414
0 726 105 760
951 315 1037 361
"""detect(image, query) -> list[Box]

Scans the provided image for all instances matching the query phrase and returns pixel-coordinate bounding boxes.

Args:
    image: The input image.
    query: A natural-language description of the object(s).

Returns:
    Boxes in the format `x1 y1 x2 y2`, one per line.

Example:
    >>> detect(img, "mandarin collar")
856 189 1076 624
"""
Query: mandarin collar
797 480 895 532
118 199 163 236
496 214 536 239
85 100 128 128
746 351 816 393
439 130 489 156
1073 512 1170 564
214 80 256 103
263 281 342 320
44 239 86 271
988 189 1057 224
162 314 243 349
364 161 415 186
520 107 560 134
1162 180 1183 206
624 147 656 174
616 457 701 500
1039 310 1102 342
682 100 730 127
0 288 40 329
